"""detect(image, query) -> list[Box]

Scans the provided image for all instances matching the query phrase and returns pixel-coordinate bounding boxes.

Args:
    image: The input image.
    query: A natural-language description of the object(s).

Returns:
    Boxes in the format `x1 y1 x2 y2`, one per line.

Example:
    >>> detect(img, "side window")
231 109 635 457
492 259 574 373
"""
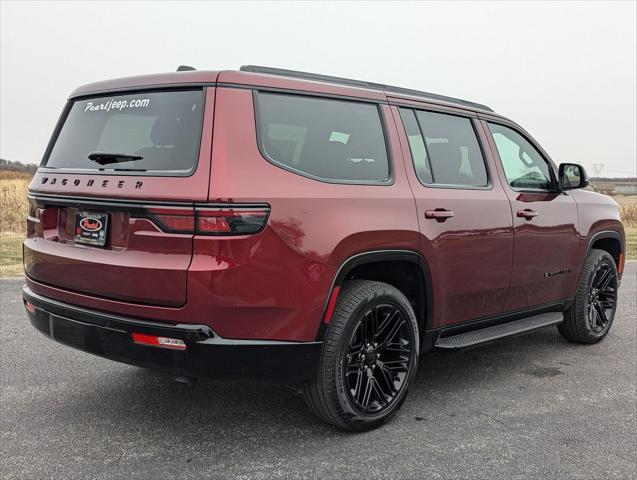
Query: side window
399 108 433 184
254 92 390 183
415 111 489 187
487 123 553 191
400 108 488 188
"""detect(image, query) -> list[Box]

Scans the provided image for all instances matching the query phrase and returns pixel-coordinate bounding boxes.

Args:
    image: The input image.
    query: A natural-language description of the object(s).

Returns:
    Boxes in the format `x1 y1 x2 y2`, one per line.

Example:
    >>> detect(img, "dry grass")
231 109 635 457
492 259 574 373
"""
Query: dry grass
0 234 24 277
1 177 30 234
626 228 637 261
0 170 33 181
1 175 30 276
619 204 637 228
615 194 637 229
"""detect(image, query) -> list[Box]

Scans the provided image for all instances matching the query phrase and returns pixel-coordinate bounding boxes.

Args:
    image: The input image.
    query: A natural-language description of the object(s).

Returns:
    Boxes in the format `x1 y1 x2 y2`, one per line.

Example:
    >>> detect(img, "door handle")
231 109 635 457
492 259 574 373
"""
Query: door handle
425 209 454 222
517 208 539 219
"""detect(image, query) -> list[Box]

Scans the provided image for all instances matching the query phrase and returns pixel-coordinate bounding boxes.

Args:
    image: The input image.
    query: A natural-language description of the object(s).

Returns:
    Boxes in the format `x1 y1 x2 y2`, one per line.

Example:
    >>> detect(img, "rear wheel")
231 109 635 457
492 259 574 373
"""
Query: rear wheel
303 280 419 431
558 249 618 344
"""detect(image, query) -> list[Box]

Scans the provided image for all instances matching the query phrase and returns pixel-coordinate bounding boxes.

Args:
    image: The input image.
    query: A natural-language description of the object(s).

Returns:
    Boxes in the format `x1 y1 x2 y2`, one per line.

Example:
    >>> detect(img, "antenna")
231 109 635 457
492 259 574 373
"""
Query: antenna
177 65 196 72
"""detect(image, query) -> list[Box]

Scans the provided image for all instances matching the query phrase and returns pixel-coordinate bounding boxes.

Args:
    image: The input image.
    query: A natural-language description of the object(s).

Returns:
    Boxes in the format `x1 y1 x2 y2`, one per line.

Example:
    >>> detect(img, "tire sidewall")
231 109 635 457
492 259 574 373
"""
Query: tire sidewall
332 286 419 430
577 251 618 340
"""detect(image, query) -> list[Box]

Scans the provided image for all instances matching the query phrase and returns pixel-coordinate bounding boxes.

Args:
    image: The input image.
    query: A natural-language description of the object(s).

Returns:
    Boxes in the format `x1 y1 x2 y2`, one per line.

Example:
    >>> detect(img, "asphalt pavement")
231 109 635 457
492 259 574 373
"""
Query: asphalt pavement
1 265 636 479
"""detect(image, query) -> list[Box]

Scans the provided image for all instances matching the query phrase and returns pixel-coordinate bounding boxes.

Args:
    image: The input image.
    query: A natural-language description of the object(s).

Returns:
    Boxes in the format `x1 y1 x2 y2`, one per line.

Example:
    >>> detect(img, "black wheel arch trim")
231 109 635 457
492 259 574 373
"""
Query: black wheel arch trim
586 230 624 255
584 230 624 275
315 249 433 342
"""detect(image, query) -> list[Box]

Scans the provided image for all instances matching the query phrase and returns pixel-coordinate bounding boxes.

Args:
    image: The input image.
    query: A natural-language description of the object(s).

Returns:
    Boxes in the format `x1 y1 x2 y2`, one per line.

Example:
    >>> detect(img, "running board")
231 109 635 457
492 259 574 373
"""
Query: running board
434 312 564 350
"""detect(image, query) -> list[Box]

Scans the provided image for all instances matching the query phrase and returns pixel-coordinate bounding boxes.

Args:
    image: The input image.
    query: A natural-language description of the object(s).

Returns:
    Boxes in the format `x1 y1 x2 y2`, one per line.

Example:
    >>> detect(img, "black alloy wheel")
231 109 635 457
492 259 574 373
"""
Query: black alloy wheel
586 261 618 334
344 303 414 415
303 280 420 431
558 249 619 344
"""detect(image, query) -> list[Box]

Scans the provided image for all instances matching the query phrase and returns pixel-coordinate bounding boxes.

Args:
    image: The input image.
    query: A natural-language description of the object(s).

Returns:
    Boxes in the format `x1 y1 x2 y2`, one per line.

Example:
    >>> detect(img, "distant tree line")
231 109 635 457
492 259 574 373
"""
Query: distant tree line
590 177 637 183
0 159 38 174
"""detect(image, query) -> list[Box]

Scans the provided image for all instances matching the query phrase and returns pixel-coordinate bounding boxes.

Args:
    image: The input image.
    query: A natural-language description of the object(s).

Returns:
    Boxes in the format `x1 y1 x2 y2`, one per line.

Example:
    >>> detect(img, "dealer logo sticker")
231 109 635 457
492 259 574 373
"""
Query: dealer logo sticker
80 217 103 232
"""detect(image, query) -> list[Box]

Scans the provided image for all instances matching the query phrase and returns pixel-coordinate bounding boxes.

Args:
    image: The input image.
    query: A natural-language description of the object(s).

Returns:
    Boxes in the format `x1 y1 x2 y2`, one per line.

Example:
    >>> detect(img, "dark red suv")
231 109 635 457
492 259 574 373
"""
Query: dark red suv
23 66 625 431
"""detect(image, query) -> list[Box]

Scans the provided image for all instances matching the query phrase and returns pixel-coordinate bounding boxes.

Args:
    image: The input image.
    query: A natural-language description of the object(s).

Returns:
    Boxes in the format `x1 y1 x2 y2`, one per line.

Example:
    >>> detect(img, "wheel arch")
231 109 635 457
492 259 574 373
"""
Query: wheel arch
587 230 624 275
315 250 433 342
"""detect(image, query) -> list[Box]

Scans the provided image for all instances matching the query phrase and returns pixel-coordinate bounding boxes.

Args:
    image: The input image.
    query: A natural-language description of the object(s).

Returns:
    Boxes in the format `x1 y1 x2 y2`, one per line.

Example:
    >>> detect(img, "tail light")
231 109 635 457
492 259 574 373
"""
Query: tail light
26 197 59 237
144 204 270 236
196 208 269 235
145 207 196 234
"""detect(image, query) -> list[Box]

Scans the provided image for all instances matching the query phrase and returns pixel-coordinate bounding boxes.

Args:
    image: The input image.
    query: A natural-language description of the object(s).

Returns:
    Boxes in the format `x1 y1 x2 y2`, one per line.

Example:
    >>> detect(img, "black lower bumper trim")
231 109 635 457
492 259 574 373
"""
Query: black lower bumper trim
23 286 321 381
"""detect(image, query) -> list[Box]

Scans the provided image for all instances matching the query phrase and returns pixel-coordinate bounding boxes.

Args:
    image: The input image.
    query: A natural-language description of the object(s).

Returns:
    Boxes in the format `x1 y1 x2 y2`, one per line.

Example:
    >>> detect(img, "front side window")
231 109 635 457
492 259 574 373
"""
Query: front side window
255 92 390 183
45 90 205 174
488 123 553 191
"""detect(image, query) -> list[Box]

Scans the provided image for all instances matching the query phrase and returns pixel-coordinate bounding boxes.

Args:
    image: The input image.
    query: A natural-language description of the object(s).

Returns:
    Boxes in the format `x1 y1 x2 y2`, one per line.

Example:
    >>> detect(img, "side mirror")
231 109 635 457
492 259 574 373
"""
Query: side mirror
559 163 589 190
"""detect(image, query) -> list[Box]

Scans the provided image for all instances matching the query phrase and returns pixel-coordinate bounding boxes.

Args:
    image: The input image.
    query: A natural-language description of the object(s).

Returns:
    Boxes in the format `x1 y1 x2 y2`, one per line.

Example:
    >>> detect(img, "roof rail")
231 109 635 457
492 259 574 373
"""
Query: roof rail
239 65 493 112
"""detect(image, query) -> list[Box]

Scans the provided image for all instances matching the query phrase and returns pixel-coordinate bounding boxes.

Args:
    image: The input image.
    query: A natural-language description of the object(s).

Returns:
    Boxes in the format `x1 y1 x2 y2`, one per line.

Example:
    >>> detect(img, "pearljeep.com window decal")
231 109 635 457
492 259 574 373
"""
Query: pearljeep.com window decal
83 97 151 113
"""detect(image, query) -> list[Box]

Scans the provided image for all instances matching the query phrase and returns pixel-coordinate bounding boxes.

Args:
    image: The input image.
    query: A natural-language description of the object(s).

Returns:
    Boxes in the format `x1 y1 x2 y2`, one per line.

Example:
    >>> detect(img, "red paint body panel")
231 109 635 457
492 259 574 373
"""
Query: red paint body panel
200 87 419 339
570 188 625 279
391 106 514 328
479 118 586 309
501 191 580 311
23 69 625 347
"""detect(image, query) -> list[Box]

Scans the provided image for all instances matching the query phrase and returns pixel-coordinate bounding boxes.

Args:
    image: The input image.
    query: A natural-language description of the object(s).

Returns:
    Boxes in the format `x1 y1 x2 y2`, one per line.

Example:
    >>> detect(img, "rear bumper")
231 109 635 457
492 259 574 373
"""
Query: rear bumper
22 286 321 381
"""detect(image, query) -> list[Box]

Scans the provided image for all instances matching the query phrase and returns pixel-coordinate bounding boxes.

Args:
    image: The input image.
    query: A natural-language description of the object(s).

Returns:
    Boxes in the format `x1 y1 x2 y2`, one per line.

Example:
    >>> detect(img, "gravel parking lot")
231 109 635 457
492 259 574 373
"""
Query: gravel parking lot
1 265 635 479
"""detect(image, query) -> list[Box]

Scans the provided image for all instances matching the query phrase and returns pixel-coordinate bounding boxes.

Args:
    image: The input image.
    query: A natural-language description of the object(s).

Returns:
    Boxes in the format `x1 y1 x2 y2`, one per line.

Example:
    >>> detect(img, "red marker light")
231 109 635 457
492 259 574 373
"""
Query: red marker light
25 301 35 314
323 286 341 324
131 333 187 350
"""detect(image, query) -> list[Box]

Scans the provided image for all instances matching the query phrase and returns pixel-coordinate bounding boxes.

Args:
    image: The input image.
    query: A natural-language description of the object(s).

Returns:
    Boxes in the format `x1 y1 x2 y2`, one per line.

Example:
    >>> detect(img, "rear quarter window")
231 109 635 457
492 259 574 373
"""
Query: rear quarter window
254 92 390 183
44 90 204 175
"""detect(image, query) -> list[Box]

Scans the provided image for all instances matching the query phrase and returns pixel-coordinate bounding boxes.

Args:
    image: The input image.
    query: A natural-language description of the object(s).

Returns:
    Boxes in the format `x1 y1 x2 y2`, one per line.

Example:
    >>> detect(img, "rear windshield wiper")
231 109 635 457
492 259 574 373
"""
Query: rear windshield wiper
95 167 148 172
88 151 143 165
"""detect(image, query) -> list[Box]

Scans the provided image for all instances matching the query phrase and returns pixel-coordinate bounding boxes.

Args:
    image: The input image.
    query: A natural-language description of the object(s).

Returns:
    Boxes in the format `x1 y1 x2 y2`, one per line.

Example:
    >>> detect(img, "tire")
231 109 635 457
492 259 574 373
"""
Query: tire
303 280 419 431
558 249 619 344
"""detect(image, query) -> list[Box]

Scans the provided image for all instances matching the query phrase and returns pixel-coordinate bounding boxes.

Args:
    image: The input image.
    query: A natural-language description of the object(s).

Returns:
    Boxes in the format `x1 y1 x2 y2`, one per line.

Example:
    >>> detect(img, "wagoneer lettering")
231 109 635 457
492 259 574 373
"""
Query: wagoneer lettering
40 176 143 190
23 65 625 431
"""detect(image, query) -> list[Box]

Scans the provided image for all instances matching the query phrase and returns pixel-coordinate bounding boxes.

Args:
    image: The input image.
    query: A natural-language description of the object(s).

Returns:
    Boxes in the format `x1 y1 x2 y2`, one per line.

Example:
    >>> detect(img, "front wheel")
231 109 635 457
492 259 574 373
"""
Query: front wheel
303 280 419 431
558 249 619 344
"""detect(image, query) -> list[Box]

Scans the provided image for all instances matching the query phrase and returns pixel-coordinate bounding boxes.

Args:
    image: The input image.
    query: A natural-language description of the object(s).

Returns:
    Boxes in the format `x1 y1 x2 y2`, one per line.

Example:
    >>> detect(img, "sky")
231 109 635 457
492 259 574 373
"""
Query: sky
1 1 635 177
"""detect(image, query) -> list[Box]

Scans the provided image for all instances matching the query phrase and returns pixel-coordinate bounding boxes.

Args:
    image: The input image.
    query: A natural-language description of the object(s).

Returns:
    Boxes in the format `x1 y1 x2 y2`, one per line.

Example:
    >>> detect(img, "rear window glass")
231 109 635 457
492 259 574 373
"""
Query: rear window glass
45 90 204 174
255 92 390 183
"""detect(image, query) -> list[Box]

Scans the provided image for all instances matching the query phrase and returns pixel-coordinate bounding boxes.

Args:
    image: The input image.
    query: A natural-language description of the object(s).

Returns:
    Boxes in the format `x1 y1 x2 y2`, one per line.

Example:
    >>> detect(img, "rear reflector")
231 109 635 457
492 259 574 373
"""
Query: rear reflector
618 253 624 274
131 333 187 350
323 286 341 324
24 301 35 314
